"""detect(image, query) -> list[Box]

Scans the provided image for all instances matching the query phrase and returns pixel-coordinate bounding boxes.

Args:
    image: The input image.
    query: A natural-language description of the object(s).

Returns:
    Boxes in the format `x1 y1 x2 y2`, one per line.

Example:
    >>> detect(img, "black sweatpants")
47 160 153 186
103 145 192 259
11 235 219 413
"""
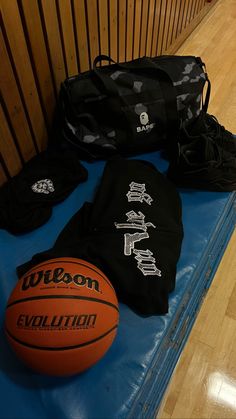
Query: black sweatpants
17 158 184 315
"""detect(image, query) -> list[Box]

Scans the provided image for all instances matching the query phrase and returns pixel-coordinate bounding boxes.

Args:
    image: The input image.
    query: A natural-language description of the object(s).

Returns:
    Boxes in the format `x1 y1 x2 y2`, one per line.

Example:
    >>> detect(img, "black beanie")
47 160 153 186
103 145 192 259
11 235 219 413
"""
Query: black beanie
17 158 183 315
0 149 88 234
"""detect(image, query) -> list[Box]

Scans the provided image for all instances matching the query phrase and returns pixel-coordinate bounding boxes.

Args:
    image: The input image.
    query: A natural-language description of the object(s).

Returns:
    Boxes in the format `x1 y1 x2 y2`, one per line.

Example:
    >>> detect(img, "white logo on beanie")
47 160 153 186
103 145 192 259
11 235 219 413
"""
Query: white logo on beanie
31 179 55 194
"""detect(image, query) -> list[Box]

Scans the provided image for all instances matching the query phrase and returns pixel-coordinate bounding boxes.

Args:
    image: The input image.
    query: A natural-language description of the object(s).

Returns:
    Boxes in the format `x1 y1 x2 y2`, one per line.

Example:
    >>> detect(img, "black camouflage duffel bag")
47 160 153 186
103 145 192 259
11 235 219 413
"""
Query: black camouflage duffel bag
53 54 210 160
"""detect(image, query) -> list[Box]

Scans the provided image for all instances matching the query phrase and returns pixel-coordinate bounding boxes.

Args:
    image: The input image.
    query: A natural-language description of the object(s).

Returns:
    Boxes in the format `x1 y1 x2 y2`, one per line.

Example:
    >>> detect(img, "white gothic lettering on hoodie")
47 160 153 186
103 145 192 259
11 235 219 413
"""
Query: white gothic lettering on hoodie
114 182 162 277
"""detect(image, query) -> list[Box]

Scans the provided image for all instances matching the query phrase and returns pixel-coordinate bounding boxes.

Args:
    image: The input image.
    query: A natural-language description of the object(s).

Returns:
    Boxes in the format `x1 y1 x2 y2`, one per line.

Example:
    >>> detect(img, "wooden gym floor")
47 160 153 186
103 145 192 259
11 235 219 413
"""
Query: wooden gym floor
157 0 236 418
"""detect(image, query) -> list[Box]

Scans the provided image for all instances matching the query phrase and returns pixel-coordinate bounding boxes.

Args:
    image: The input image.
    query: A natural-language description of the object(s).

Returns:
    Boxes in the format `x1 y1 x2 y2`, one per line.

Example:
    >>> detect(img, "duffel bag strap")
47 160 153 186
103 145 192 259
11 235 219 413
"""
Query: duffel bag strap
92 55 179 146
195 57 211 113
202 74 211 113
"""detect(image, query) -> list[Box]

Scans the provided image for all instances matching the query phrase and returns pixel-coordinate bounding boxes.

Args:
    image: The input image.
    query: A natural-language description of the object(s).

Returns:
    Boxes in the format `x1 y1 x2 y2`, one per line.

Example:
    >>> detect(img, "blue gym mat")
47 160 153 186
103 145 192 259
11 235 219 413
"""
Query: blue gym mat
0 151 235 419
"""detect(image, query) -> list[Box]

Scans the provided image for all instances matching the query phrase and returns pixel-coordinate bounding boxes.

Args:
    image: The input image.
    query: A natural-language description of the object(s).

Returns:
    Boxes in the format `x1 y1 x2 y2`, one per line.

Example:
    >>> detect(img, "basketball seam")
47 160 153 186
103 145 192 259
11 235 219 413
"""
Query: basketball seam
5 325 118 351
6 294 119 312
21 259 115 291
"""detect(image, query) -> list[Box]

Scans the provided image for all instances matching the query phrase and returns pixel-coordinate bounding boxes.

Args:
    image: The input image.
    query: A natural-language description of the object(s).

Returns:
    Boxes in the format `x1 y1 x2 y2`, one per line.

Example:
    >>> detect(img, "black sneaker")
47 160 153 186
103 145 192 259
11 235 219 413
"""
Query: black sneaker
167 136 236 192
182 112 236 157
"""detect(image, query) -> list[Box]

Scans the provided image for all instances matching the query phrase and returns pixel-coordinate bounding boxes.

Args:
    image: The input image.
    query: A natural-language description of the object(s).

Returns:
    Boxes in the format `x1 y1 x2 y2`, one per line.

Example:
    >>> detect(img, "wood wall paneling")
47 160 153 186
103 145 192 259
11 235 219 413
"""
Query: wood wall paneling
170 0 182 45
185 0 193 27
86 0 100 66
0 0 47 152
133 0 142 59
189 0 196 26
126 0 135 60
98 0 109 60
0 26 36 163
165 0 178 51
118 0 126 62
109 0 118 61
175 0 186 38
0 0 219 184
195 0 201 14
73 0 90 72
160 0 171 54
0 103 22 177
139 0 149 57
19 0 56 129
40 0 66 92
156 0 168 55
200 0 206 13
151 0 162 56
57 0 78 77
191 0 199 20
145 0 156 57
182 0 190 30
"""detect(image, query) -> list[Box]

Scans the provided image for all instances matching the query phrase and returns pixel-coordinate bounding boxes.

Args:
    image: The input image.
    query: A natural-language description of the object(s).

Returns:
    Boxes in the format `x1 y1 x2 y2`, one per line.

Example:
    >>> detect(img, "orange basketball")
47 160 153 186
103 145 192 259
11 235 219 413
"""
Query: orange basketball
5 258 119 376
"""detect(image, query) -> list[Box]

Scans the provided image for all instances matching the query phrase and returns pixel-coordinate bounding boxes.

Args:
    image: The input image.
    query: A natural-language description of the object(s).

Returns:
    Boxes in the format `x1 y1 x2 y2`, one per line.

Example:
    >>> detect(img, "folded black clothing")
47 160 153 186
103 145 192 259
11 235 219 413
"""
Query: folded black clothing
0 149 88 234
17 158 184 315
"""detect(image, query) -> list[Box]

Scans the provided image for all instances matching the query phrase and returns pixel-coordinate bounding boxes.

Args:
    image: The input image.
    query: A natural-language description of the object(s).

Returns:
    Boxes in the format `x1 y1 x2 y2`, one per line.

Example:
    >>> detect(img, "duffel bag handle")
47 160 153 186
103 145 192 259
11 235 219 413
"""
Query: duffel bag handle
93 55 121 96
93 54 116 67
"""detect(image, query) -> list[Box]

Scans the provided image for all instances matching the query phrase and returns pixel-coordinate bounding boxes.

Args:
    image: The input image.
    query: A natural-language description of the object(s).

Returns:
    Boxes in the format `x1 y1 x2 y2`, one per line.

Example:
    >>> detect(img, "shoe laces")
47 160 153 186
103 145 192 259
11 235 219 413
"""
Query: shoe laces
205 114 226 146
179 133 230 170
204 134 222 166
